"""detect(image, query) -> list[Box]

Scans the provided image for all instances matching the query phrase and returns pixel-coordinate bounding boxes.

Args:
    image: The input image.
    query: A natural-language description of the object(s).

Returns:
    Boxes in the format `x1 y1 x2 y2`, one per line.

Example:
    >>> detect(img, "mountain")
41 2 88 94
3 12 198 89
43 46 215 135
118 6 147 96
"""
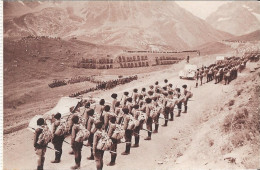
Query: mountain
4 1 232 50
206 1 260 36
227 30 260 42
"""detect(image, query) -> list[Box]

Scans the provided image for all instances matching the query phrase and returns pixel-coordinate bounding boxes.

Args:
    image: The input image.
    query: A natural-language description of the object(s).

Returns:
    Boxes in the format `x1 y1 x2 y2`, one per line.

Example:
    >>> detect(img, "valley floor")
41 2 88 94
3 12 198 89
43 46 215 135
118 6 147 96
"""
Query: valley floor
3 56 260 170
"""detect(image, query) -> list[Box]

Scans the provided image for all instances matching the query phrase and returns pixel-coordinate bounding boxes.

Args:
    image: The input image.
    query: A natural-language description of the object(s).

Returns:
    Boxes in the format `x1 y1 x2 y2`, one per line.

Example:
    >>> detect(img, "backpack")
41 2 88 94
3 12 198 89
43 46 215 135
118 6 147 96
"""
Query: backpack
96 131 112 151
111 124 125 140
37 125 53 146
55 121 70 136
127 116 136 130
150 106 158 119
75 124 90 142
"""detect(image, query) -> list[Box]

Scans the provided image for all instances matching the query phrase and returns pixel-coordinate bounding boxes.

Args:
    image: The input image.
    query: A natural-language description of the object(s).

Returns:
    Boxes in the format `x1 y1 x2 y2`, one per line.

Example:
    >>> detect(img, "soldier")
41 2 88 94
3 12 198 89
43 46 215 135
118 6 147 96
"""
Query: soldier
126 97 134 115
168 91 174 121
161 92 169 127
155 81 161 91
51 113 64 163
164 79 168 87
132 104 142 147
86 109 95 160
103 105 112 131
151 97 160 133
114 101 123 124
132 89 139 104
34 118 48 170
141 88 147 98
182 85 192 113
107 116 117 166
144 98 153 140
175 88 183 117
95 99 105 116
121 108 133 155
195 69 200 88
93 121 105 170
71 116 83 169
111 93 118 112
121 91 129 106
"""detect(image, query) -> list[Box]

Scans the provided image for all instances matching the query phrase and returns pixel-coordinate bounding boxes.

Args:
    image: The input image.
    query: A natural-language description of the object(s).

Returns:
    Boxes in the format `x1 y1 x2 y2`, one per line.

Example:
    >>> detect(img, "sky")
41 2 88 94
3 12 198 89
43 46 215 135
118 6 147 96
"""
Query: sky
176 1 230 19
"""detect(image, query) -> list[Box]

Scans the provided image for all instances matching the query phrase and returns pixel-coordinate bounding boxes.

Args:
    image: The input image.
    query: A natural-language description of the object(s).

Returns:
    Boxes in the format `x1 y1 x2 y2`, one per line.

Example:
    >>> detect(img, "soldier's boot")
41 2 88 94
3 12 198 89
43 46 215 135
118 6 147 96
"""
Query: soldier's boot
176 110 181 117
40 157 45 170
144 132 151 140
169 112 174 121
182 106 187 113
52 150 61 163
107 154 116 166
162 120 168 127
153 124 158 133
87 149 94 160
122 143 131 155
132 136 139 147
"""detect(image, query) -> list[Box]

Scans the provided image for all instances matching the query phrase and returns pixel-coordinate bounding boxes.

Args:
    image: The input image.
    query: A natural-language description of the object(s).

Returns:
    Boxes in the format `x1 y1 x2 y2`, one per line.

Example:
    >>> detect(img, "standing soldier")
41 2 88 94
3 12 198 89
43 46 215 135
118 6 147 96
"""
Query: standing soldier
182 85 193 113
86 109 95 160
204 67 209 83
132 104 142 147
111 93 118 112
141 88 147 99
51 113 64 163
161 92 169 127
93 121 105 170
168 91 175 121
107 116 117 166
195 69 200 88
103 105 112 131
71 116 83 170
121 91 129 106
34 118 48 170
175 88 183 117
121 108 133 155
132 89 139 104
144 98 153 140
155 81 161 92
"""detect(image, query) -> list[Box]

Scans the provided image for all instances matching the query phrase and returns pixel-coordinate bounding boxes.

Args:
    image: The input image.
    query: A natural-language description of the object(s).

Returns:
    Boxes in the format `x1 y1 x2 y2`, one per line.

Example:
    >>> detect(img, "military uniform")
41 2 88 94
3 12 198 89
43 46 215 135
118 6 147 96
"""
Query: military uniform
93 129 104 170
121 113 132 155
71 123 83 169
51 119 65 163
34 126 48 170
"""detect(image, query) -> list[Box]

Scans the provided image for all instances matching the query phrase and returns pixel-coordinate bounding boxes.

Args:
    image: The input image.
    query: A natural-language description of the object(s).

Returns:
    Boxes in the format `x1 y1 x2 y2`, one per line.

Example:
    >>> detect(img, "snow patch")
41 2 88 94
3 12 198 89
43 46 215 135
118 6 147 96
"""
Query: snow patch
252 12 260 22
18 1 25 6
217 17 230 22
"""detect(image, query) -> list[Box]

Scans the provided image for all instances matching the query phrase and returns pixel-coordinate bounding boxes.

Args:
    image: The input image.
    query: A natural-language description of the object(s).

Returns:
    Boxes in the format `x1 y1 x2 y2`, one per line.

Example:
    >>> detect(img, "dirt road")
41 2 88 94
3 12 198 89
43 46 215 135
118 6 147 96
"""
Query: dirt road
4 56 257 170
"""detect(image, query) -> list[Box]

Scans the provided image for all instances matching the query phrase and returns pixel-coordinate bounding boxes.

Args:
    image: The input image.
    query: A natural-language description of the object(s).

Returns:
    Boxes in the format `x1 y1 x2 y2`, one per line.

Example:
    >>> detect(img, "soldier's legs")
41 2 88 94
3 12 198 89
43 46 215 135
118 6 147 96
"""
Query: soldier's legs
145 117 152 140
87 134 94 159
94 150 104 170
183 100 188 113
36 147 46 170
176 103 182 117
108 139 117 165
133 127 140 146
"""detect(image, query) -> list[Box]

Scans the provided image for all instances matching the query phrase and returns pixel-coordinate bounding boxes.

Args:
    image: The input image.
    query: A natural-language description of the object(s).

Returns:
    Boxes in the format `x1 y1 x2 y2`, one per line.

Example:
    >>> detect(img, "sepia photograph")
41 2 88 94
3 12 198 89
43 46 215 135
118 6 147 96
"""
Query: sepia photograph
2 0 260 170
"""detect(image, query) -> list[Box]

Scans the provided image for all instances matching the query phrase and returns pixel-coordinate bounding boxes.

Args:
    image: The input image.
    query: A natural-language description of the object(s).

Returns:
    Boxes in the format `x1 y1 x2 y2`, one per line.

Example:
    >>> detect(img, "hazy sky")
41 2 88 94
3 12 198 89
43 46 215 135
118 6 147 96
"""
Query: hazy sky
176 1 229 19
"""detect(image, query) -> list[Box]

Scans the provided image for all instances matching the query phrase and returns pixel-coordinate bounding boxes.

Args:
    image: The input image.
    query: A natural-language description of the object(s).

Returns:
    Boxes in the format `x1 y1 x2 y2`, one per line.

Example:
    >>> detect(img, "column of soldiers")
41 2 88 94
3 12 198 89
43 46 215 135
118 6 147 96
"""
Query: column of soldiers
195 56 248 87
34 79 193 170
69 75 138 98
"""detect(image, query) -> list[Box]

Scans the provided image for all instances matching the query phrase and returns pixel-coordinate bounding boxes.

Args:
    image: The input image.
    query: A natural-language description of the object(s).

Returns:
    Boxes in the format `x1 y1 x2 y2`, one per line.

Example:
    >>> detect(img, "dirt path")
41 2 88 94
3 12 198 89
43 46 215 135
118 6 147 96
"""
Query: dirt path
5 55 254 170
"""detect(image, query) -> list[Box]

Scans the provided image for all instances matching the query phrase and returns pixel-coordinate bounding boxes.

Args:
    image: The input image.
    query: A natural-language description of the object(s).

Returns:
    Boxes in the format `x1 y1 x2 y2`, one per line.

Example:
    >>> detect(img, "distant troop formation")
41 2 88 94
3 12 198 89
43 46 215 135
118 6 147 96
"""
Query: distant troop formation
69 75 138 98
33 79 193 170
49 76 95 88
194 56 248 87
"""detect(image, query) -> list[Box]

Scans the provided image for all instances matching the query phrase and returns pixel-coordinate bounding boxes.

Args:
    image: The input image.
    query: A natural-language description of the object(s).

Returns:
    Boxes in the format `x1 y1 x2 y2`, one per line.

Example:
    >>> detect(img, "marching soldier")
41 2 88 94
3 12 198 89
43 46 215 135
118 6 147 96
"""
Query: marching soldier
51 113 64 163
161 92 169 127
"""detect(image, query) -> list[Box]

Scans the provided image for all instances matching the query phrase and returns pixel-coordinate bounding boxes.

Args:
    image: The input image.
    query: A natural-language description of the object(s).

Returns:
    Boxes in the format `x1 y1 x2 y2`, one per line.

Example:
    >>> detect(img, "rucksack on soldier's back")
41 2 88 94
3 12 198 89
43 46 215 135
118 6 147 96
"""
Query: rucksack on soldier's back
111 124 125 140
37 125 53 146
55 121 70 136
75 124 90 142
96 131 112 151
